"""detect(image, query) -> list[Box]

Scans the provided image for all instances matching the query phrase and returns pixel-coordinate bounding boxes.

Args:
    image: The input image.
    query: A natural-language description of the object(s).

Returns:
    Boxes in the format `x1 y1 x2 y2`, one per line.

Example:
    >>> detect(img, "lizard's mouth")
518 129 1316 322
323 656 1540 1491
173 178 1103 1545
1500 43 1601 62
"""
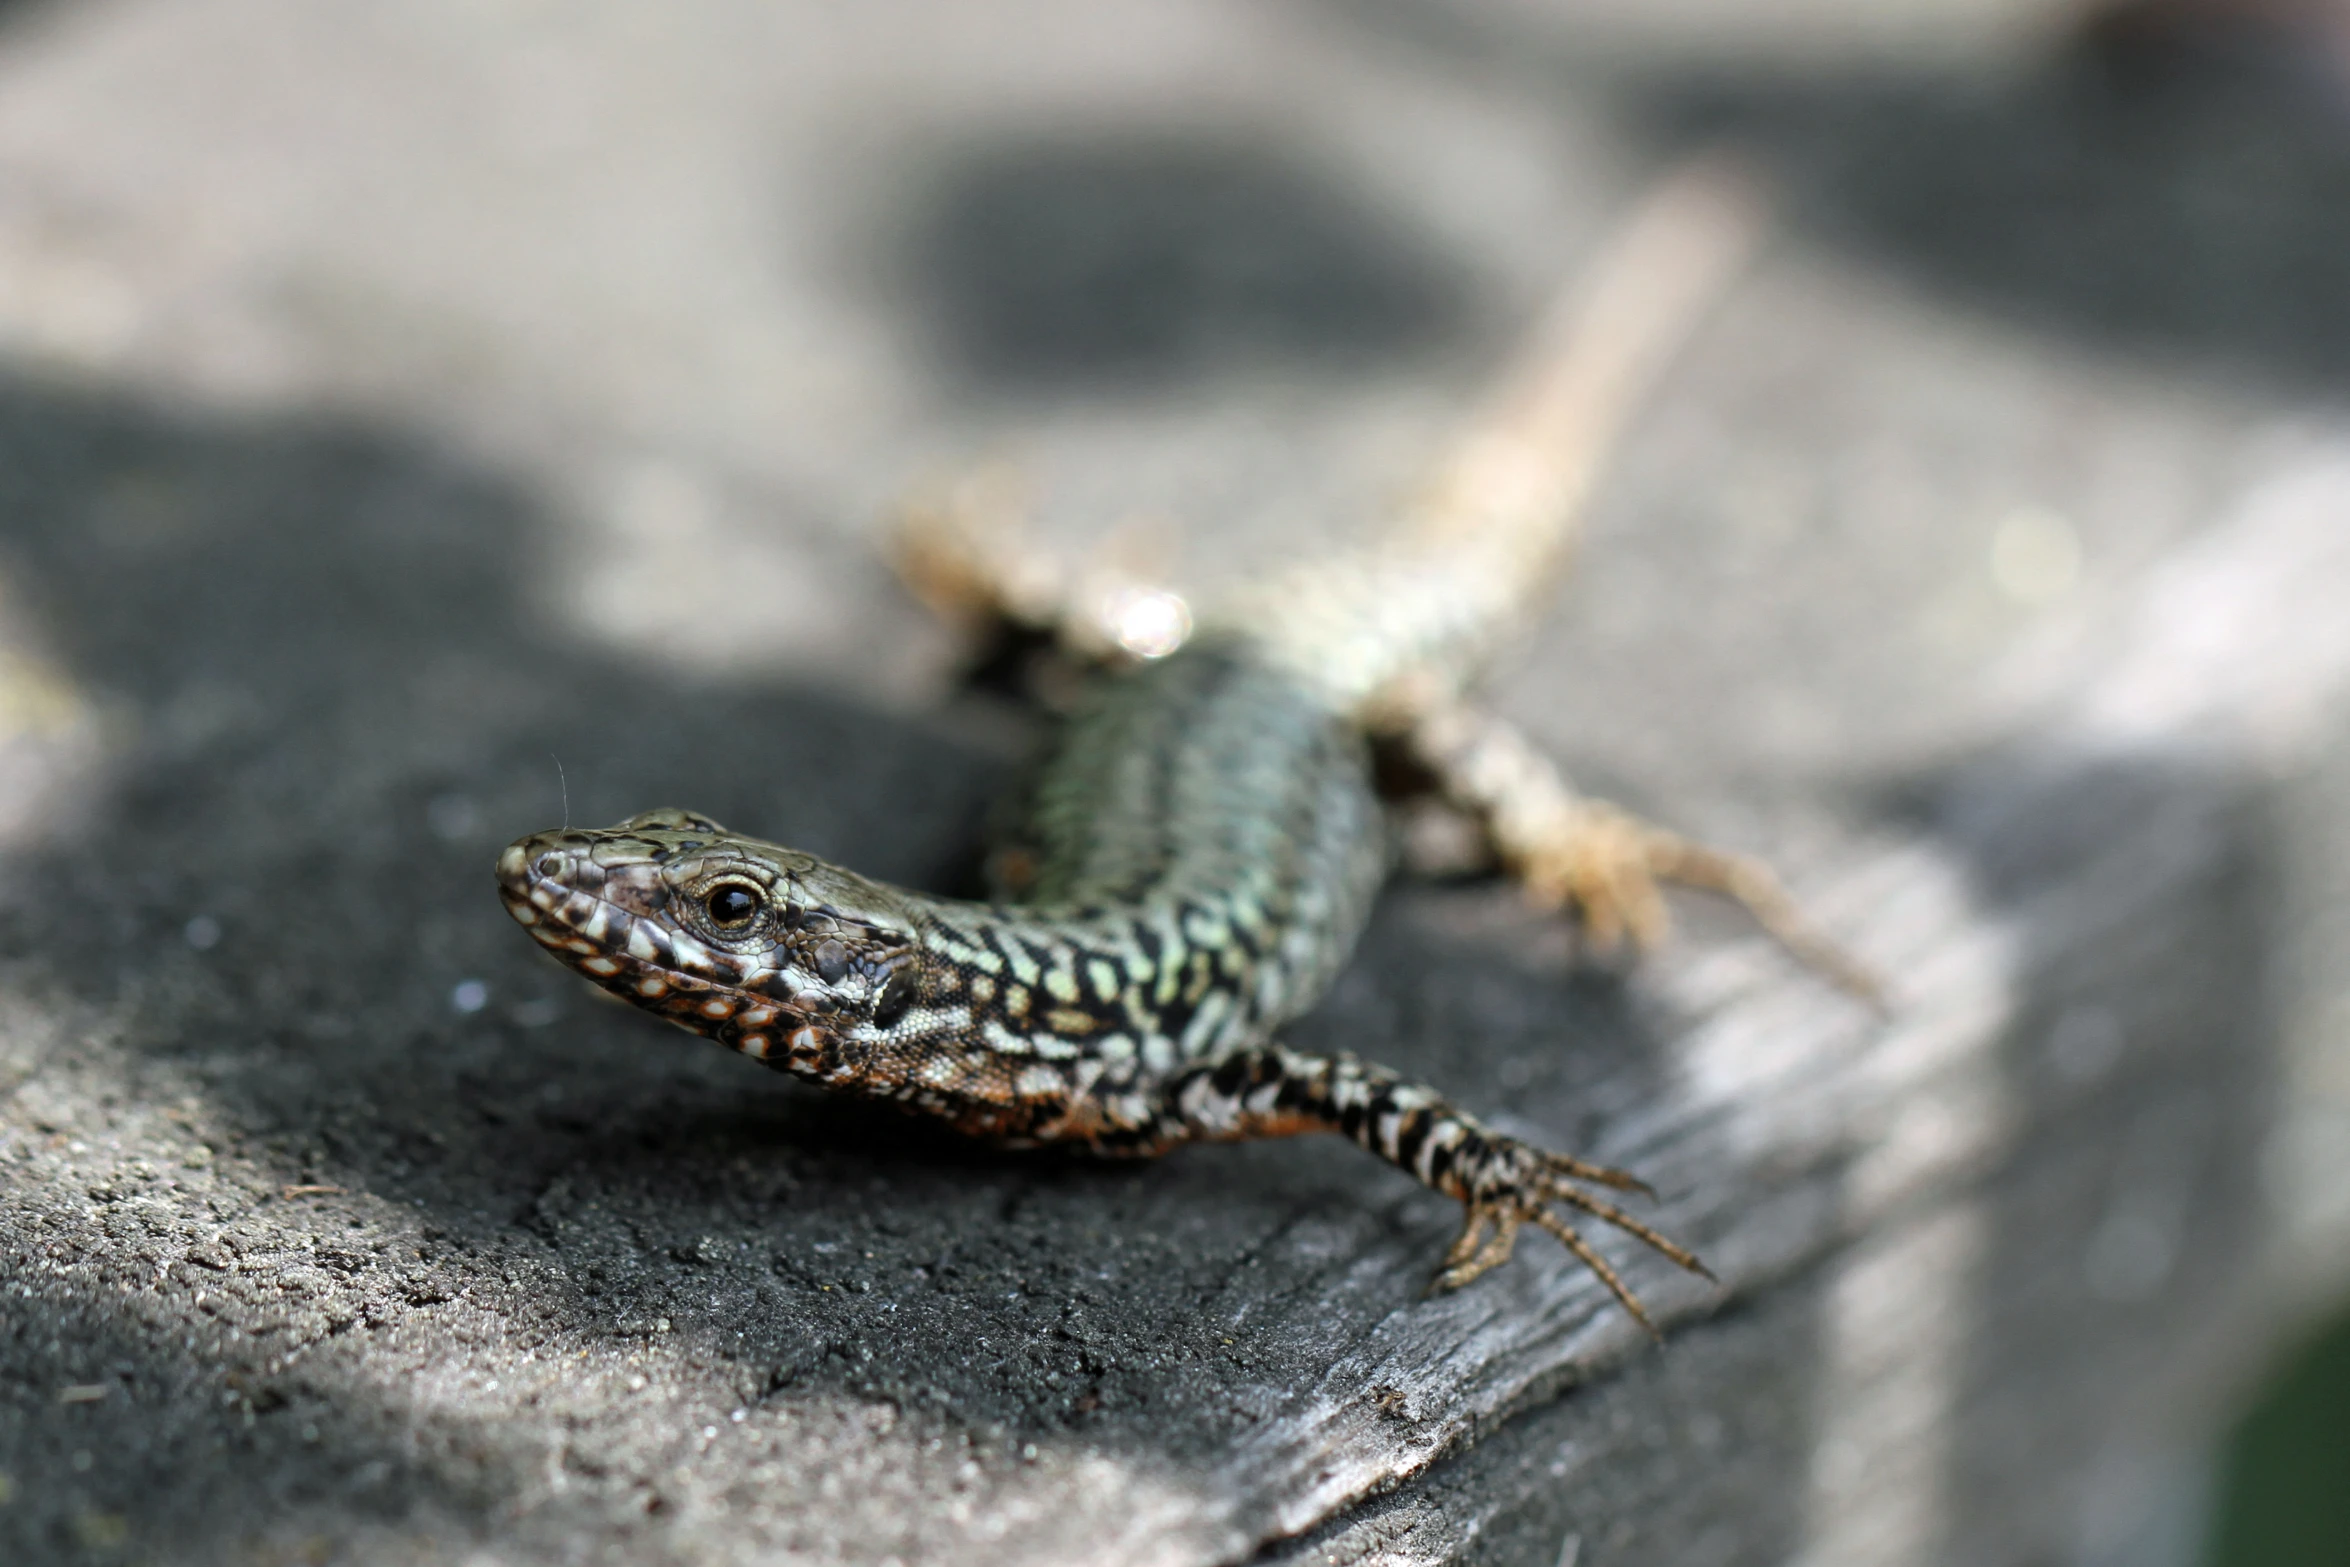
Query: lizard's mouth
496 829 802 1061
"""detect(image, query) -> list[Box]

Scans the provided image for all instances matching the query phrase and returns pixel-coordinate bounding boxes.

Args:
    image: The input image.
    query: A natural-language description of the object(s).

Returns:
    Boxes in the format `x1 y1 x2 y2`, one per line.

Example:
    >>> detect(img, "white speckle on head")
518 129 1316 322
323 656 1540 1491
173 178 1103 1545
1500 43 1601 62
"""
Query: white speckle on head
742 1005 777 1027
789 1027 821 1055
531 927 571 949
739 1034 771 1059
580 906 612 943
636 977 669 999
564 938 597 956
582 957 622 978
700 998 734 1020
507 904 538 926
668 935 716 973
627 925 663 962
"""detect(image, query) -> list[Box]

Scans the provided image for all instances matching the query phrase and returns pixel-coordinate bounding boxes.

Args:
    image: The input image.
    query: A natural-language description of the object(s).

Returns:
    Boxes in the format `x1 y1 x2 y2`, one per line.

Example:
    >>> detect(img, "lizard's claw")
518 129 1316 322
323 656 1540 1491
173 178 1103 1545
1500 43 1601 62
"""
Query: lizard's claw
1426 1136 1713 1338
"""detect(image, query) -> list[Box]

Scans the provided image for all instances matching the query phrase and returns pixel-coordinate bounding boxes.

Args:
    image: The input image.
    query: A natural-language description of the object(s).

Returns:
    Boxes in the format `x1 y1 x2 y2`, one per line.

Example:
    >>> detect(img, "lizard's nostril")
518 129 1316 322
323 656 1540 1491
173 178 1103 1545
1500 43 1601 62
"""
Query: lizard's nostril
535 853 563 880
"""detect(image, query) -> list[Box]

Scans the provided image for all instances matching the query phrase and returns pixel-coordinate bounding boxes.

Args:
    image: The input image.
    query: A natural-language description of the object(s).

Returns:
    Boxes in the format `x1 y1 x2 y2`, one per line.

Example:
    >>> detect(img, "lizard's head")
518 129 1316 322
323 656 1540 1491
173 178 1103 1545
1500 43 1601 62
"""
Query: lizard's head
497 808 931 1068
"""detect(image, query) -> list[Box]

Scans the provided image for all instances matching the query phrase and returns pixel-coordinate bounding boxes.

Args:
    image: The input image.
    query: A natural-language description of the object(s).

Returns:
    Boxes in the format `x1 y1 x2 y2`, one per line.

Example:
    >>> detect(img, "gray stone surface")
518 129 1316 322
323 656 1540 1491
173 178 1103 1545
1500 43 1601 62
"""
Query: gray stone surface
0 2 2347 1564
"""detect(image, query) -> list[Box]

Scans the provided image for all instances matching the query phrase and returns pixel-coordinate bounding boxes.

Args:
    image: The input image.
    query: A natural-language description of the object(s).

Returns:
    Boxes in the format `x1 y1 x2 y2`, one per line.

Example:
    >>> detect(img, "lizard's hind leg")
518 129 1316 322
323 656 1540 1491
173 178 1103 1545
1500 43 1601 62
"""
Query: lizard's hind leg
1396 696 1883 1004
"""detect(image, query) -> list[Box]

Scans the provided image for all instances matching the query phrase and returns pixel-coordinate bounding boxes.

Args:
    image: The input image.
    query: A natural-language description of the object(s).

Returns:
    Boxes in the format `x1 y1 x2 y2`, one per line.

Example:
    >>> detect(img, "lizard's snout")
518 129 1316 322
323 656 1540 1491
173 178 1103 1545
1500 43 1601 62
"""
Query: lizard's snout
495 838 544 893
497 825 700 944
495 822 788 1049
498 833 586 902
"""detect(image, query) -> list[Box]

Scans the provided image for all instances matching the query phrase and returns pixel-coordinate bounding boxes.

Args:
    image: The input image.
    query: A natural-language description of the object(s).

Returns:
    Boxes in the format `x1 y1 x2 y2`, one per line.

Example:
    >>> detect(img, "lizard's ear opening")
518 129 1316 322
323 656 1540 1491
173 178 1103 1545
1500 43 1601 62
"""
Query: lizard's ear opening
619 807 729 835
870 959 926 1031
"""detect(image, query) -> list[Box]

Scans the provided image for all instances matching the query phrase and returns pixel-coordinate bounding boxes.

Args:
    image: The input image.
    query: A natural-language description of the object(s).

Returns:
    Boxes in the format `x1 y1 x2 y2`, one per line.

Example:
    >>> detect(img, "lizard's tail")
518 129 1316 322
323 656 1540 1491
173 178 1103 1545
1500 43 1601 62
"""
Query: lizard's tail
1237 153 1774 721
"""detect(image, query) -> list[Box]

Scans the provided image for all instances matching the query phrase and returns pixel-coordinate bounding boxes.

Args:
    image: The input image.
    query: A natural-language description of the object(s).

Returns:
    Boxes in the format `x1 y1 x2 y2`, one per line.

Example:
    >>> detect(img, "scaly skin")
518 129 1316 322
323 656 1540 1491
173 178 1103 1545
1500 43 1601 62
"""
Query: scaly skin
498 163 1782 1328
501 641 1709 1328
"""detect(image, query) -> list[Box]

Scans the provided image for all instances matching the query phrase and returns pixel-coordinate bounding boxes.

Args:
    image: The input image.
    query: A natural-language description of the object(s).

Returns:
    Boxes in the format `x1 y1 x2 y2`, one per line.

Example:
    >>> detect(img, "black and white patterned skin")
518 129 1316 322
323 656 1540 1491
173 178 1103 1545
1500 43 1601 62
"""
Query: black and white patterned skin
496 168 1801 1328
502 637 1708 1328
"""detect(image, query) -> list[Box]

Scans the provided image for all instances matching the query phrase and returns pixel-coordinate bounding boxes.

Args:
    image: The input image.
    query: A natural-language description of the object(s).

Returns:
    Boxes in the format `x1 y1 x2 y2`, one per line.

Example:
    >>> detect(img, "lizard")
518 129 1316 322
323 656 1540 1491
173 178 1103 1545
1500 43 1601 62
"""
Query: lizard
496 158 1875 1332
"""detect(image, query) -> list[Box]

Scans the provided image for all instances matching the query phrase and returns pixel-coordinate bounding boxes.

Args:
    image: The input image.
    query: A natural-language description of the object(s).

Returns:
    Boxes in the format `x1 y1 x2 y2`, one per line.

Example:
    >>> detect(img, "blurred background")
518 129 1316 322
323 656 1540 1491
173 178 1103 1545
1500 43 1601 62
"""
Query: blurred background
0 0 2344 1562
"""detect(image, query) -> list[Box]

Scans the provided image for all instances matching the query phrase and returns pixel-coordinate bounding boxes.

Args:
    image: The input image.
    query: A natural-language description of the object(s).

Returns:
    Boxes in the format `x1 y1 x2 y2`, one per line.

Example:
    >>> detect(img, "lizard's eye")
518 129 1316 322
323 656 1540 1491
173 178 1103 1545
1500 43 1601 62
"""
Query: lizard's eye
704 883 761 929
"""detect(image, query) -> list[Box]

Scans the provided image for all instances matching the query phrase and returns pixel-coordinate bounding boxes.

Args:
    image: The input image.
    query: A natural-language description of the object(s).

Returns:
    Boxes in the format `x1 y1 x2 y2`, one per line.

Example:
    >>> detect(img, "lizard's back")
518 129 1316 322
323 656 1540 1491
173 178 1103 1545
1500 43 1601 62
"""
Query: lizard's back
977 639 1387 1062
495 161 1778 1320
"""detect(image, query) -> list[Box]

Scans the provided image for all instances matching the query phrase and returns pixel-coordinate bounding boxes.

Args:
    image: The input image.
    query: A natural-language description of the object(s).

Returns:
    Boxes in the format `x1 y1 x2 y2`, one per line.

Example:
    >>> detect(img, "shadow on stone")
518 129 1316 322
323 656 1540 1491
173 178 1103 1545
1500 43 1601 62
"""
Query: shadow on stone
0 371 1683 1559
899 135 1469 391
1319 0 2350 394
1654 31 2350 392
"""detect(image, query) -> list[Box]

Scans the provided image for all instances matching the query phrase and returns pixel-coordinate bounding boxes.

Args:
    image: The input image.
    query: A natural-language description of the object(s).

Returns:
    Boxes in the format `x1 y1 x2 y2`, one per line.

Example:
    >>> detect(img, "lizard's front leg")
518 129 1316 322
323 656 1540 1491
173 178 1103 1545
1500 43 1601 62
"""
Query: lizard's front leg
892 463 1193 665
1103 1045 1711 1332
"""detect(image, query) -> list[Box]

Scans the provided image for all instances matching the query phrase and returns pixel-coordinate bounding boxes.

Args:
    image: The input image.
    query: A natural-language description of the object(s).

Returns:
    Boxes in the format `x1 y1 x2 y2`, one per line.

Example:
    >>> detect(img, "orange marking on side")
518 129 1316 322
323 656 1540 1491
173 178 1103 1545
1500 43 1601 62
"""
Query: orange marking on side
1211 1110 1325 1142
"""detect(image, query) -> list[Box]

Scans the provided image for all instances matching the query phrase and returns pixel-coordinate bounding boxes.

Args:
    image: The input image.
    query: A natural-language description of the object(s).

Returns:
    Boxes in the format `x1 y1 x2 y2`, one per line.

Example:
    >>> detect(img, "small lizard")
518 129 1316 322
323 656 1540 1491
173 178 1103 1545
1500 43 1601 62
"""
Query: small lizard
498 159 1872 1331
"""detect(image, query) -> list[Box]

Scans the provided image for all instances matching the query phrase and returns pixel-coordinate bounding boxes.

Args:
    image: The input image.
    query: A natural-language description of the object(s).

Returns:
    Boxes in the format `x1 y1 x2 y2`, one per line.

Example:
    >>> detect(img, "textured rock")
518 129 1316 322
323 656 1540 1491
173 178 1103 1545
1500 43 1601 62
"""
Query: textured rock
0 3 2344 1564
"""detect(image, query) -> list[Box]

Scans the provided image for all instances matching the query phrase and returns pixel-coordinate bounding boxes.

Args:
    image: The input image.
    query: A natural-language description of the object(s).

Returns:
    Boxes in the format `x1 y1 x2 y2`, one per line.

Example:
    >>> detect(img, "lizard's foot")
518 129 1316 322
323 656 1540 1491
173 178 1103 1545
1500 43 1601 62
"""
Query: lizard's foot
1395 697 1883 1004
1428 1135 1714 1336
1521 797 1886 1007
